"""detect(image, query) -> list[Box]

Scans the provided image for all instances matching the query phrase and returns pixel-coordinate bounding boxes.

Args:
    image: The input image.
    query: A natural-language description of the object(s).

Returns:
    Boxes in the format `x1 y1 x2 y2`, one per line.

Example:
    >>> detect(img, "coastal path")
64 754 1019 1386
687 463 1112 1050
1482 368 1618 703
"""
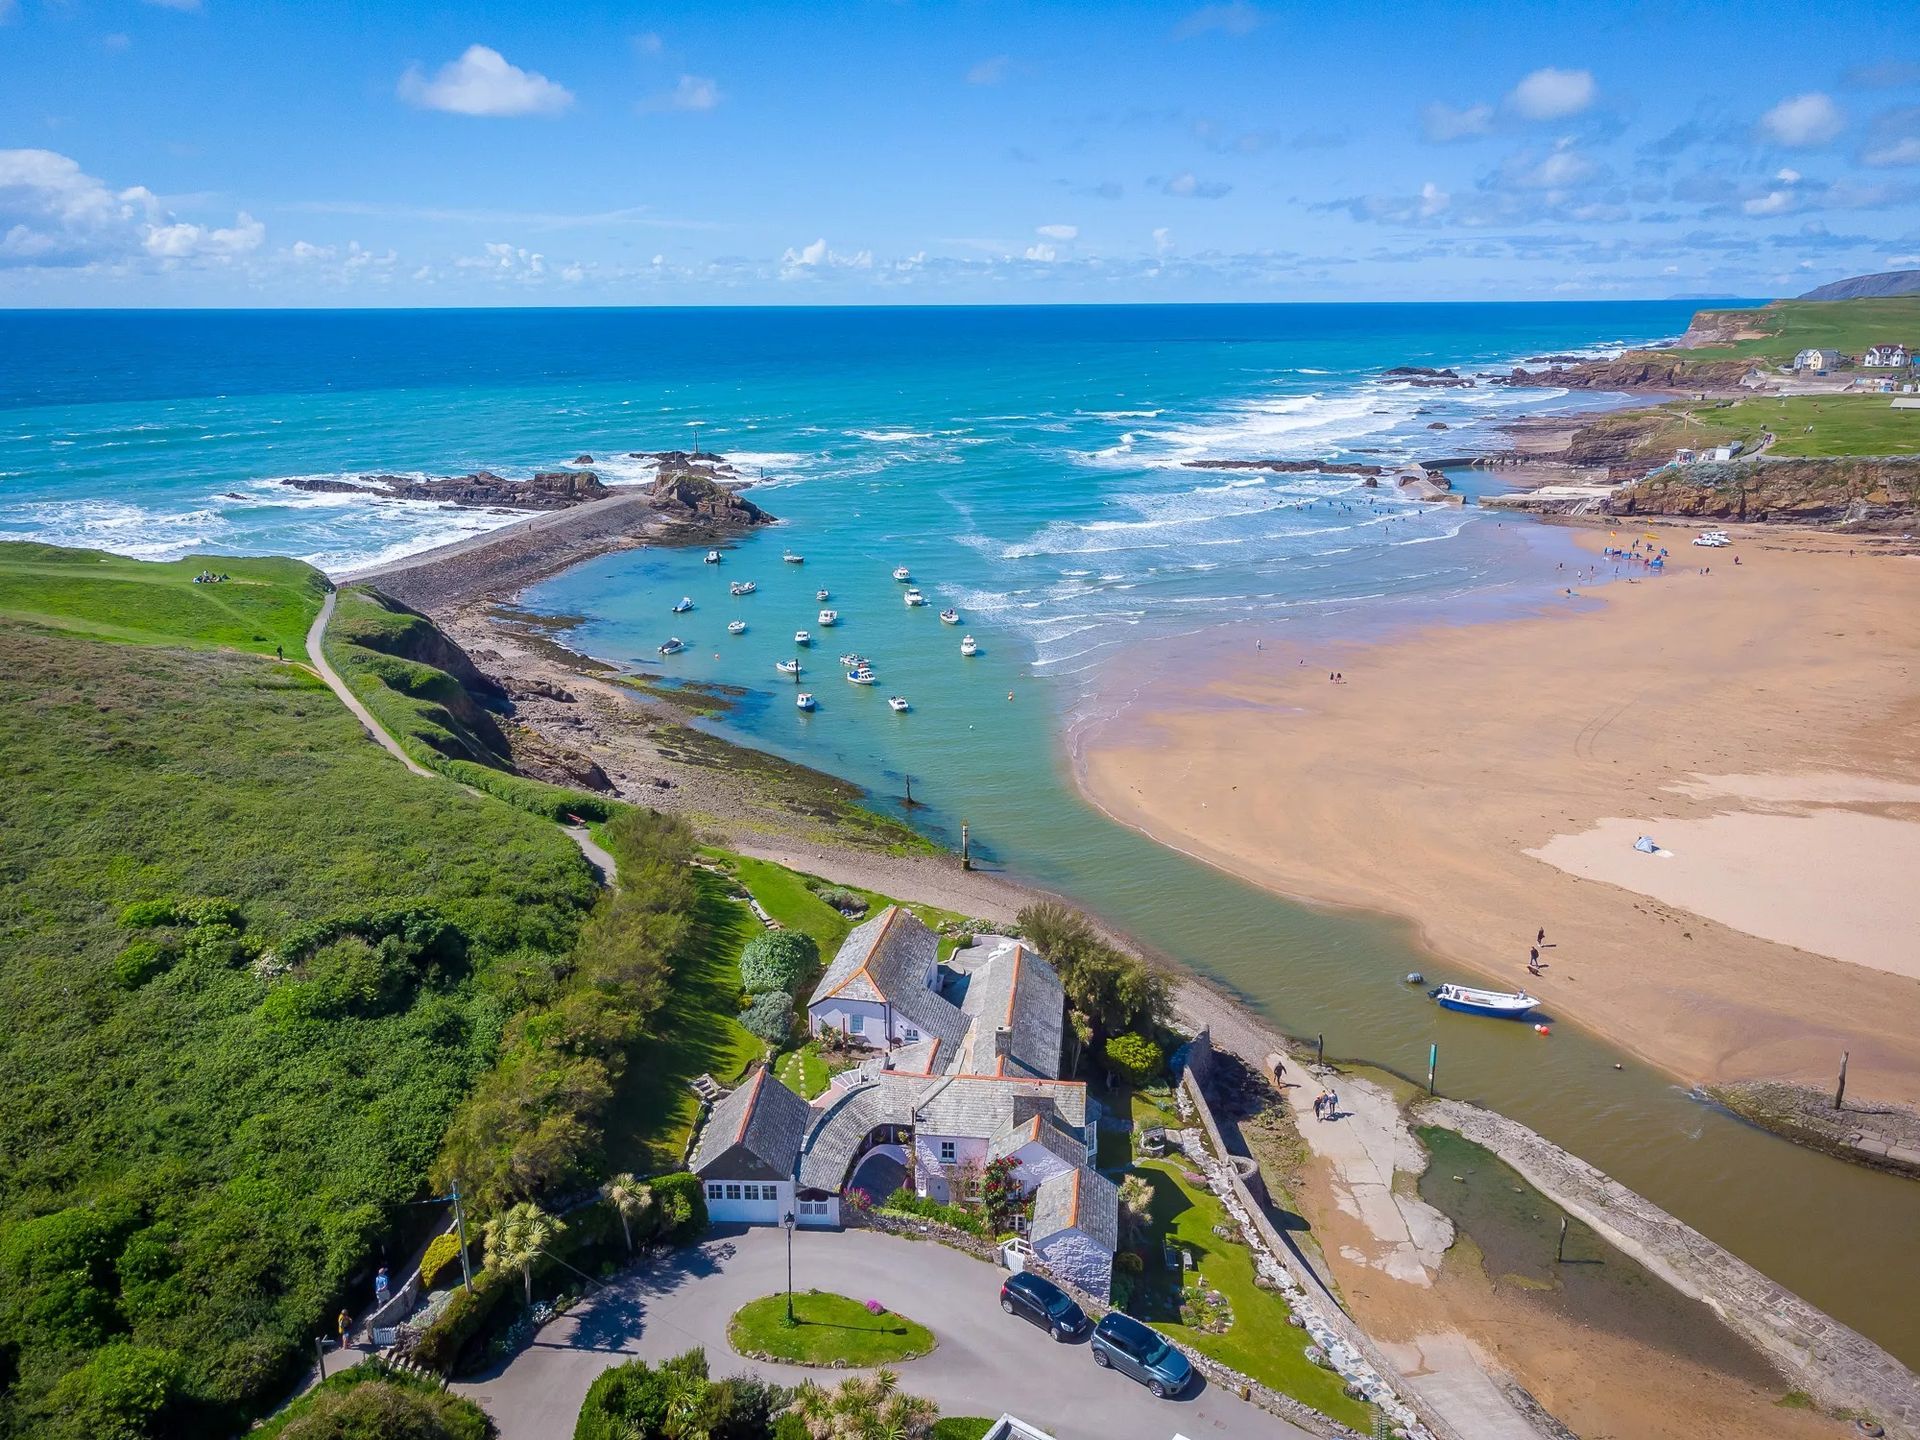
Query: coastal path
455 1224 1315 1440
305 588 433 778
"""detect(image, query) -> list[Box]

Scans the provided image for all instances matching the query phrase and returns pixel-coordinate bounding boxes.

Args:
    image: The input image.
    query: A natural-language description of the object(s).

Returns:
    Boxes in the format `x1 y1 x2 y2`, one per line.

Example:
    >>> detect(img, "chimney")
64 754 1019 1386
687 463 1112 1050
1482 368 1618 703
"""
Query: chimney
994 1026 1013 1060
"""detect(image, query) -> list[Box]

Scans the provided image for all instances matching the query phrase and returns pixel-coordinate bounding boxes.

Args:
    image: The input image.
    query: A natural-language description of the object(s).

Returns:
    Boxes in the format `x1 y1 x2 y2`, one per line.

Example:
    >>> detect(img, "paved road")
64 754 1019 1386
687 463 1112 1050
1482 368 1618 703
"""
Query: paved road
456 1225 1315 1440
305 588 433 778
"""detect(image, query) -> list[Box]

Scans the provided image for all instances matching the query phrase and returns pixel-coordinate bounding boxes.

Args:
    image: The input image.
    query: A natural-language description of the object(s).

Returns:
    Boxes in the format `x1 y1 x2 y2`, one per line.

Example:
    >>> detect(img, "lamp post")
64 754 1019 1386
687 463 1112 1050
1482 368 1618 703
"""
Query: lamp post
782 1209 797 1325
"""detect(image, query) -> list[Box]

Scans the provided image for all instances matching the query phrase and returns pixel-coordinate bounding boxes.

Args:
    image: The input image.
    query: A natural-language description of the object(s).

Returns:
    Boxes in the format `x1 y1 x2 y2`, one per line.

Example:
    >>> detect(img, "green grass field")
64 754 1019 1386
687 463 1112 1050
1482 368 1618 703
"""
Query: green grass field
0 541 328 656
1671 296 1920 366
726 1291 934 1367
1591 393 1920 464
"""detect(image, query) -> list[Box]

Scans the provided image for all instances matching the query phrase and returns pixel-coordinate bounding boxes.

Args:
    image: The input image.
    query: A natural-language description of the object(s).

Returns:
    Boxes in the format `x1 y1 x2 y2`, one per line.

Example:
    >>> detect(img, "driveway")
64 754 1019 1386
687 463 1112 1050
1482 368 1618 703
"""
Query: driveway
456 1225 1314 1440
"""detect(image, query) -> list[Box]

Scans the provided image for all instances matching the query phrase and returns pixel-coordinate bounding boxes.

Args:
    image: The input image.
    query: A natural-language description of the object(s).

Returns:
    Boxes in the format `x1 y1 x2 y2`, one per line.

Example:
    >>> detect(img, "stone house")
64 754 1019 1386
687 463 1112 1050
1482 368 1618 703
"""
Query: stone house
1030 1166 1121 1302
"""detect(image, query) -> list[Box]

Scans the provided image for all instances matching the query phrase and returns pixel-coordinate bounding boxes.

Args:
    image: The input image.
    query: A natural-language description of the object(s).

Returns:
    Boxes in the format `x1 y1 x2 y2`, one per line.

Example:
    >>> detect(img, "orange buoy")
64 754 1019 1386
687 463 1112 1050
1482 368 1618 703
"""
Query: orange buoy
1534 1023 1551 1036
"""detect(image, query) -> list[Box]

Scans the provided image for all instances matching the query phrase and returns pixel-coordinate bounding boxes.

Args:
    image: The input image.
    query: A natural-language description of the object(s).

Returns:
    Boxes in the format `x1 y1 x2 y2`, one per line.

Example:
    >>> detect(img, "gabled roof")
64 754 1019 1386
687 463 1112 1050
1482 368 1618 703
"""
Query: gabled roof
988 1110 1088 1168
893 1071 1087 1141
690 1067 812 1182
809 905 930 1007
957 942 1065 1079
1031 1166 1119 1253
797 1080 911 1191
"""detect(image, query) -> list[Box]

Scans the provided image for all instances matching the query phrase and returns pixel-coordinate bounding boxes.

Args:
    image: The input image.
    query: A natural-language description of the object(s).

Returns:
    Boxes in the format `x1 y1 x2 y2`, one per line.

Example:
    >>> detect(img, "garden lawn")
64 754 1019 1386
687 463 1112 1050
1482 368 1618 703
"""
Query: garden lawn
1128 1159 1373 1432
601 868 766 1174
776 1040 833 1099
727 1291 934 1367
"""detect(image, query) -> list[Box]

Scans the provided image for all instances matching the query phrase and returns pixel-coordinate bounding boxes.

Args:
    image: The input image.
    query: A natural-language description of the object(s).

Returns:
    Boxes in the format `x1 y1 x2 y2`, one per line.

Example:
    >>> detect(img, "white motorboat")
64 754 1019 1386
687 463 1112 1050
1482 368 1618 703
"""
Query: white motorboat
672 596 694 613
729 580 757 596
704 550 722 564
960 635 978 657
658 637 686 656
1429 983 1539 1018
892 565 912 582
939 608 960 625
846 668 876 685
838 652 867 668
818 609 838 626
727 620 747 635
815 588 831 602
784 550 805 564
888 696 911 713
795 692 816 711
794 630 811 646
904 588 927 607
776 659 803 675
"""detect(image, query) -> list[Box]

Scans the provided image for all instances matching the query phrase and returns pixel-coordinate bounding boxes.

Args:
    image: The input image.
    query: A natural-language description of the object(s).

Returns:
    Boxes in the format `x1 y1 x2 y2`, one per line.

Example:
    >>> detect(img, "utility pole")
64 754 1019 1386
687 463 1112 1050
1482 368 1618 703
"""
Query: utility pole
1315 1032 1324 1068
451 1179 474 1291
1835 1051 1850 1111
689 420 702 458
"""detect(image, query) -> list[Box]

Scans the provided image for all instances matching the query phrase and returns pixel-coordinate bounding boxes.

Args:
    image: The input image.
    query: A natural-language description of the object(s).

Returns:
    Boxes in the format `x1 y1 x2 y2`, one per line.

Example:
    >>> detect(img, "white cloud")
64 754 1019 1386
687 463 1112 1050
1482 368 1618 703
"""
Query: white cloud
1760 92 1843 147
641 74 722 113
786 237 827 268
457 241 547 277
1173 2 1262 39
1036 223 1077 240
1743 189 1797 216
1888 253 1920 267
778 237 872 278
398 45 573 118
1863 137 1920 167
1024 243 1057 262
1500 141 1595 190
1422 102 1493 143
966 56 1011 86
1162 171 1232 199
1152 226 1174 255
1507 67 1596 121
1417 180 1450 218
0 148 263 269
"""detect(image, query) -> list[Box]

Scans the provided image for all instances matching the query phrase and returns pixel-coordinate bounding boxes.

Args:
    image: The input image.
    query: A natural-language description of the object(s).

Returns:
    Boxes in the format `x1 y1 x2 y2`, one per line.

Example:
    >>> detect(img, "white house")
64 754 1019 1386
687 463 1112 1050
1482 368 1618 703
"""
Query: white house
807 906 970 1058
1793 348 1844 373
689 1066 814 1226
1031 1166 1121 1302
1864 344 1910 368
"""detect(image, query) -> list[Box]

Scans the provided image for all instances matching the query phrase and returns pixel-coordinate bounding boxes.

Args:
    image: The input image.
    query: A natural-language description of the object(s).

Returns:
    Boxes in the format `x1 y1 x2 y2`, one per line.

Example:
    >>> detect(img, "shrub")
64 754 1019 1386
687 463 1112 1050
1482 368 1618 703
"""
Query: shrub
878 1189 987 1237
812 886 867 917
435 761 619 825
1104 1032 1165 1088
738 930 818 995
256 1362 495 1440
408 1268 514 1375
111 939 175 989
119 896 241 930
741 992 794 1044
649 1173 709 1242
575 1349 783 1440
420 1232 466 1289
36 1343 187 1440
1115 1249 1145 1273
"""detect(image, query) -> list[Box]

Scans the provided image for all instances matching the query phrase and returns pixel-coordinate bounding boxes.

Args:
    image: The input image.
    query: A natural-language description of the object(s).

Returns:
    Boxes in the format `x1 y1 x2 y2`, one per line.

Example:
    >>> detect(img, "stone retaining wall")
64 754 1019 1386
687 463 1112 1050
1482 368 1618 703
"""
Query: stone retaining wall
1422 1097 1920 1440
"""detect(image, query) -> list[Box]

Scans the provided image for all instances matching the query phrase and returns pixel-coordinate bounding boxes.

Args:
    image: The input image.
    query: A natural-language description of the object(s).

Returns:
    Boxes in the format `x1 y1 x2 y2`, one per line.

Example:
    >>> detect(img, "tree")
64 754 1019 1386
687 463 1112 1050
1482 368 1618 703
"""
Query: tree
741 991 796 1044
1104 1032 1164 1088
1118 1174 1154 1243
1017 902 1170 1061
602 1174 654 1254
482 1202 563 1307
739 930 819 995
980 1157 1023 1233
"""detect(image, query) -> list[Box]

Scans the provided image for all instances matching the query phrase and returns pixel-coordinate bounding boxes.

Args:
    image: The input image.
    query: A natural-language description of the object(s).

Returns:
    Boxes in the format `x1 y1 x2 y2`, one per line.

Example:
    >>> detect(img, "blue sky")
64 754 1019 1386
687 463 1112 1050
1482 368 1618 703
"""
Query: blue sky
1 0 1917 305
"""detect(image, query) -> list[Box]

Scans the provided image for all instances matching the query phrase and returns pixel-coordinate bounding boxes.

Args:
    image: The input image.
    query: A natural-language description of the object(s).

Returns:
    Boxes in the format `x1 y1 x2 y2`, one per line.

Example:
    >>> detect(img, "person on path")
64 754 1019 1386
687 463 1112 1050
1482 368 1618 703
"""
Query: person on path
337 1309 352 1350
1325 1089 1339 1119
374 1266 390 1307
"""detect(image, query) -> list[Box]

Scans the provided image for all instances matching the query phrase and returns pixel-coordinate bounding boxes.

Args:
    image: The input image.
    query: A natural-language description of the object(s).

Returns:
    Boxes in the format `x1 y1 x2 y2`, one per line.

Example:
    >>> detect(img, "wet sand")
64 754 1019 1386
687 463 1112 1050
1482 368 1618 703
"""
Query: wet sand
1079 525 1920 1103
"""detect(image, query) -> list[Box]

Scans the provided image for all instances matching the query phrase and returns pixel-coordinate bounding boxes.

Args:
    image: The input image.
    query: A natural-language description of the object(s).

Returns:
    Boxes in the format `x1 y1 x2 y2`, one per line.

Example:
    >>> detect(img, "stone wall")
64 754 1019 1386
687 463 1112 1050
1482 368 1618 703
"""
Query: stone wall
1422 1097 1920 1440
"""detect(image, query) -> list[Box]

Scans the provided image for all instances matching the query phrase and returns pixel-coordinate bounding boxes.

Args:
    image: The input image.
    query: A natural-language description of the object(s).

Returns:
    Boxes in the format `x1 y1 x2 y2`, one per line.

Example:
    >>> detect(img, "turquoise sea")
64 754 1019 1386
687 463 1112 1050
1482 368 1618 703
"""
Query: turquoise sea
6 304 1918 1362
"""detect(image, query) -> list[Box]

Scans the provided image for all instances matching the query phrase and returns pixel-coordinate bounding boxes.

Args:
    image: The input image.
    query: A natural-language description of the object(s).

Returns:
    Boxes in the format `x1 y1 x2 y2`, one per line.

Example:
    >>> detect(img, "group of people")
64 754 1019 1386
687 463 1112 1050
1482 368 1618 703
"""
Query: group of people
1528 925 1549 977
192 570 231 584
1311 1087 1340 1121
333 1266 392 1351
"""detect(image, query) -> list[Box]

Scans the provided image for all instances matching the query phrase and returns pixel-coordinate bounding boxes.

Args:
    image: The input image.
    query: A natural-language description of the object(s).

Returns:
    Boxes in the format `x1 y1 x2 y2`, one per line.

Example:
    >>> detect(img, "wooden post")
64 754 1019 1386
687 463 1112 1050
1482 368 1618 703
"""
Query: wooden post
1556 1216 1568 1263
1316 1033 1324 1068
960 821 971 870
315 1335 327 1382
1835 1051 1849 1110
1427 1042 1438 1097
904 774 913 808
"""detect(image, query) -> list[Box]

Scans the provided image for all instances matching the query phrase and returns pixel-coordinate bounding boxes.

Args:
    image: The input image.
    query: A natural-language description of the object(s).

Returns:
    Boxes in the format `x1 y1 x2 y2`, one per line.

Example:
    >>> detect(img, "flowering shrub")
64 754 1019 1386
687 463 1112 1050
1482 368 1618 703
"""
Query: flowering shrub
863 1298 886 1316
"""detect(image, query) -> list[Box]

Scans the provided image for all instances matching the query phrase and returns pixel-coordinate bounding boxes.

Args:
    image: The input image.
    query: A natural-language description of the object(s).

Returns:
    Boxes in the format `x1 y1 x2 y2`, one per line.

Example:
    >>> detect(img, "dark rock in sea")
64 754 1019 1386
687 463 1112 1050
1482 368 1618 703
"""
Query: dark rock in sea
1522 354 1592 366
1385 365 1459 379
1187 458 1387 478
648 466 772 527
223 491 249 500
1362 477 1380 488
574 453 594 464
281 468 612 511
1428 422 1449 430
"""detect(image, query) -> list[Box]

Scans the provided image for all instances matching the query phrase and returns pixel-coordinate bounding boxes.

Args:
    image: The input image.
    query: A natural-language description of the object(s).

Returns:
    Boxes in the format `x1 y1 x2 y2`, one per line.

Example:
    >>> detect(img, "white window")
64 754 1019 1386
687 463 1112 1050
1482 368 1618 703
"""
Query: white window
706 1183 723 1201
939 1140 957 1164
848 1013 865 1034
800 1200 827 1217
725 1183 742 1200
903 1027 920 1043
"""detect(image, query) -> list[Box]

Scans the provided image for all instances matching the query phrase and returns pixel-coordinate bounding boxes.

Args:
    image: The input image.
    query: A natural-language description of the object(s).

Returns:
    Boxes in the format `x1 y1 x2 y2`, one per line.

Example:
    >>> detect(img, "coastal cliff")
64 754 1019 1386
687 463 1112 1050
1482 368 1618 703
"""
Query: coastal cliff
1504 351 1756 393
1607 456 1920 526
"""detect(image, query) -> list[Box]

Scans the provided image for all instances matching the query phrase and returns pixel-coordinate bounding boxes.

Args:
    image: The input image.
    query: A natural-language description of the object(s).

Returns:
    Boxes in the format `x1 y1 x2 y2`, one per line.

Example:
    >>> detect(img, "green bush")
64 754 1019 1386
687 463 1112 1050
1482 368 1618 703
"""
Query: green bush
119 897 241 930
648 1173 708 1242
574 1349 783 1440
740 992 794 1044
408 1268 514 1375
255 1361 494 1440
811 885 867 917
111 939 175 989
35 1343 186 1440
737 931 818 995
436 761 619 825
878 1189 987 1237
420 1232 465 1290
1104 1032 1165 1088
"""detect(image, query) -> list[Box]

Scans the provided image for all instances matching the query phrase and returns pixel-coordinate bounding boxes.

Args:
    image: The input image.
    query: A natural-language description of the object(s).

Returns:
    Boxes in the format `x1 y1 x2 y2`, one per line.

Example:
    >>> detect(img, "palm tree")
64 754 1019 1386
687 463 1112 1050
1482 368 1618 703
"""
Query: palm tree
782 1373 934 1440
602 1172 653 1254
1118 1173 1153 1242
482 1201 564 1307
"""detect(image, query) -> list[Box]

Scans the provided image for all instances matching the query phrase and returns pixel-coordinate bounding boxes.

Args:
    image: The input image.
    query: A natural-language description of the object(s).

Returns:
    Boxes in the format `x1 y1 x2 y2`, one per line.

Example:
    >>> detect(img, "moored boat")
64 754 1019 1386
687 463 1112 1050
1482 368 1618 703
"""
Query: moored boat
818 609 838 626
1428 983 1539 1018
816 588 831 602
794 630 810 646
672 596 694 613
960 635 978 657
939 607 960 625
846 668 876 685
837 652 866 668
795 692 816 711
729 580 757 596
704 550 722 564
776 658 803 675
892 565 912 582
727 620 747 635
904 587 926 607
784 550 805 564
658 637 686 656
887 695 910 713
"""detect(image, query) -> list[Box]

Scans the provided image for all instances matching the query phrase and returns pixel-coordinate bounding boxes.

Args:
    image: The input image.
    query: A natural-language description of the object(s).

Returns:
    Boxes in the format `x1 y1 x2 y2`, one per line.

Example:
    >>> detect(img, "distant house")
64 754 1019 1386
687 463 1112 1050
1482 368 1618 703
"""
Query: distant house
1030 1166 1121 1302
1671 442 1741 466
1863 344 1911 368
690 1066 814 1225
1793 348 1845 373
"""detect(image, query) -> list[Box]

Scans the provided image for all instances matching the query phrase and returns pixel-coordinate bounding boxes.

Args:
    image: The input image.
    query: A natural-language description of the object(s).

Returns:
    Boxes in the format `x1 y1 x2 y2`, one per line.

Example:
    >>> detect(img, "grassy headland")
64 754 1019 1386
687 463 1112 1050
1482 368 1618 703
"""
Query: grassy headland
1670 295 1920 365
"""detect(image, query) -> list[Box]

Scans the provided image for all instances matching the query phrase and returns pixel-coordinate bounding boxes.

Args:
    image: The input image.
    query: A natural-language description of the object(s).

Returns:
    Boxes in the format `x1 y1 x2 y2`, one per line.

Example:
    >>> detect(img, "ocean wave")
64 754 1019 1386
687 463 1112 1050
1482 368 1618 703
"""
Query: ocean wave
849 428 932 443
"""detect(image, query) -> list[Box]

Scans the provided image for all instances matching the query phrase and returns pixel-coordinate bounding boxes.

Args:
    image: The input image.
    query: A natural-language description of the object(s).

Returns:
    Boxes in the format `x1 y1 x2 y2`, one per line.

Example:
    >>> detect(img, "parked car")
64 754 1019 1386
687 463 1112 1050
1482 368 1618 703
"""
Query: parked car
998 1270 1089 1340
1090 1311 1193 1398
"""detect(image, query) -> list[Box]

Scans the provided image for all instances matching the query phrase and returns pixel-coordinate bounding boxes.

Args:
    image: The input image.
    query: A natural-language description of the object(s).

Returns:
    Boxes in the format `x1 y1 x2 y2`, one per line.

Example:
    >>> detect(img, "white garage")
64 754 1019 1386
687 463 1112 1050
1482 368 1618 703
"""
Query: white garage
690 1067 812 1227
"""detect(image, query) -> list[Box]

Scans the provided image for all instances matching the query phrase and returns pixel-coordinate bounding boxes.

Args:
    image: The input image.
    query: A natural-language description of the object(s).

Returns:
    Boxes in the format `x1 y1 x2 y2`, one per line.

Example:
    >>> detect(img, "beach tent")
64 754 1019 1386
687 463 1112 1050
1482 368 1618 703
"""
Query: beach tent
1633 835 1660 854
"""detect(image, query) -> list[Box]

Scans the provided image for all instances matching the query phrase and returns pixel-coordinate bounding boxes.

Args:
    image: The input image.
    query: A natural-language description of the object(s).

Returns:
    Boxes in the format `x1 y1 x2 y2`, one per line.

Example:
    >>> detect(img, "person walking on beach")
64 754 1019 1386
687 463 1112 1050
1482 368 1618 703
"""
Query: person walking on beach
1537 927 1546 945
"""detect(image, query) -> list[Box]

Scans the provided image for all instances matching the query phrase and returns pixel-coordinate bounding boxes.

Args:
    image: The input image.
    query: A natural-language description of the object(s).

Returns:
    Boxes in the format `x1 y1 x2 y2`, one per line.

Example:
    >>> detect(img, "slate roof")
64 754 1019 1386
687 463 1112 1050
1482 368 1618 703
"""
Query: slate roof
807 905 969 1064
894 1072 1087 1140
797 1081 909 1192
1031 1166 1120 1253
988 1111 1088 1168
957 943 1065 1079
689 1067 812 1182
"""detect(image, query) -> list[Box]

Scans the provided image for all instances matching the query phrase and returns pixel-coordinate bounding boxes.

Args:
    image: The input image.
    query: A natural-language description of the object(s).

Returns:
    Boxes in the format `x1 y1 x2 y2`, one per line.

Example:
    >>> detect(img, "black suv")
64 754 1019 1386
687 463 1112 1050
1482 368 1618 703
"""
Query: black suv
998 1270 1089 1340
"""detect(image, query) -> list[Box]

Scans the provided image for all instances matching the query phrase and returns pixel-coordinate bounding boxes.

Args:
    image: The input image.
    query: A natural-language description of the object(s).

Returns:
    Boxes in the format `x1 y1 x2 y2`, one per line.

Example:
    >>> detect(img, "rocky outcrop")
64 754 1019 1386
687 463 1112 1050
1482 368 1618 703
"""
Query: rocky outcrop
647 467 772 527
1502 352 1756 393
1606 457 1920 528
284 469 612 510
1188 458 1388 477
1384 365 1473 388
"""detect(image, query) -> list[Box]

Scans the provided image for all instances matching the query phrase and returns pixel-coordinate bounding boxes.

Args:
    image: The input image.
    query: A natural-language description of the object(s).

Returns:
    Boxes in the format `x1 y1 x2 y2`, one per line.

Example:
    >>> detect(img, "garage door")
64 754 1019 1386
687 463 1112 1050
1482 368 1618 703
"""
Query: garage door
705 1182 785 1226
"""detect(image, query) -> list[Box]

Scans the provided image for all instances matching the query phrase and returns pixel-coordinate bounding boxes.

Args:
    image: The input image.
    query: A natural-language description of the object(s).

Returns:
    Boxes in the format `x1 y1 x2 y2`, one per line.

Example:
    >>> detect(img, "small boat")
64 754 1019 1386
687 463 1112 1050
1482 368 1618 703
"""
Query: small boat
727 620 747 635
816 588 831 602
704 550 722 564
776 659 803 675
893 565 912 582
818 609 838 627
838 652 866 668
658 637 686 656
846 668 876 685
960 635 978 657
1428 983 1539 1018
794 630 811 646
795 692 816 711
939 608 960 625
904 588 926 607
729 580 757 596
888 695 910 713
672 596 694 613
784 551 805 564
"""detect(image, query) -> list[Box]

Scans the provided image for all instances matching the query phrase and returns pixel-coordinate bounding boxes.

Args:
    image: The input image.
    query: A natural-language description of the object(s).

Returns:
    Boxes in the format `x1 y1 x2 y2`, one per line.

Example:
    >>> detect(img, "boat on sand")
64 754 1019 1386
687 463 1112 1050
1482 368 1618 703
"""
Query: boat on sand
1428 983 1538 1018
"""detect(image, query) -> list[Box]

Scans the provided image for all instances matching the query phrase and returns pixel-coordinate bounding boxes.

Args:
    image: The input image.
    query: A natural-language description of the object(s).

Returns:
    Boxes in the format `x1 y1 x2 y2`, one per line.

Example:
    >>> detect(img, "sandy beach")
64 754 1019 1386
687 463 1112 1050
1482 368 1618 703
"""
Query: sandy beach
1079 524 1920 1103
